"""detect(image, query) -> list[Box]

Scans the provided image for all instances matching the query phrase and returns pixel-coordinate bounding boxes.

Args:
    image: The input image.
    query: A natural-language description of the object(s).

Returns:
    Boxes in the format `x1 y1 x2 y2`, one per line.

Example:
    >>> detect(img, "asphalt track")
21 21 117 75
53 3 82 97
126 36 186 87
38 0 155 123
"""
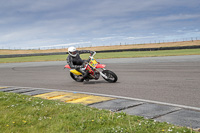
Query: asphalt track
0 55 200 108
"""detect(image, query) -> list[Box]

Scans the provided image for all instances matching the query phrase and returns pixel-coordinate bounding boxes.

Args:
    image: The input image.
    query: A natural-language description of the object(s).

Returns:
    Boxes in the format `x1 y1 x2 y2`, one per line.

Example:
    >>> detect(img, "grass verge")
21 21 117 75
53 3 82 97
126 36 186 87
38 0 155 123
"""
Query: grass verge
0 92 195 133
0 49 200 63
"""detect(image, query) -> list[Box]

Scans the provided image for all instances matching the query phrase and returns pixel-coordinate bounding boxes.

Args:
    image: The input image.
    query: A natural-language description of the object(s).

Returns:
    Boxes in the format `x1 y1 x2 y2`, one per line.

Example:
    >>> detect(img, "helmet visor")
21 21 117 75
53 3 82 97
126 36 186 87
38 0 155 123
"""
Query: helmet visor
70 51 77 55
72 51 76 55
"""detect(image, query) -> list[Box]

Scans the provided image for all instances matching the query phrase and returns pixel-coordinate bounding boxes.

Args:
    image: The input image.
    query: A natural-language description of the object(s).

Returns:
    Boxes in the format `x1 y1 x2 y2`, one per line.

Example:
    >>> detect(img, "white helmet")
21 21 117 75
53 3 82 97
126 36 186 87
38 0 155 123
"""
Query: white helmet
68 46 77 57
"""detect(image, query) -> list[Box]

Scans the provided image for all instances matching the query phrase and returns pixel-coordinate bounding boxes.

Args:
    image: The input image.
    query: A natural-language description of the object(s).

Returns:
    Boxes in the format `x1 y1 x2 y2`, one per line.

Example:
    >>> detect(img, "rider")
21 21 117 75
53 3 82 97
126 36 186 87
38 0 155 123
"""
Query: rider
67 46 90 80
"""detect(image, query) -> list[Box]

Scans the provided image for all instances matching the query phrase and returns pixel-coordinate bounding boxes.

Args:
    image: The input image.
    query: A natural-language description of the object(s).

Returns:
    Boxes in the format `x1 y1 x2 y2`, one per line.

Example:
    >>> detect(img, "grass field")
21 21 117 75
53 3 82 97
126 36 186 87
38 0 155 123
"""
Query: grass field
0 92 195 133
0 48 200 63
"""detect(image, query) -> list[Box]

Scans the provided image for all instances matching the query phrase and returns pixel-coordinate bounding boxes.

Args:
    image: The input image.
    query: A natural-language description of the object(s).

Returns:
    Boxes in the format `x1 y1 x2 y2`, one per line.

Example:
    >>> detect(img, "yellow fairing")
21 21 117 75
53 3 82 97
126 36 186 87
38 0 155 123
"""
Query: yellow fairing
70 69 82 75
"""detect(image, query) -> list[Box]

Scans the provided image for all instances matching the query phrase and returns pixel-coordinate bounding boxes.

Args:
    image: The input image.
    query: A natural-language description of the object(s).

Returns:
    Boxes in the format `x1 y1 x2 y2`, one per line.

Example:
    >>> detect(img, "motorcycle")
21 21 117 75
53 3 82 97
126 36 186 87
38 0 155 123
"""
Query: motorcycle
64 51 118 83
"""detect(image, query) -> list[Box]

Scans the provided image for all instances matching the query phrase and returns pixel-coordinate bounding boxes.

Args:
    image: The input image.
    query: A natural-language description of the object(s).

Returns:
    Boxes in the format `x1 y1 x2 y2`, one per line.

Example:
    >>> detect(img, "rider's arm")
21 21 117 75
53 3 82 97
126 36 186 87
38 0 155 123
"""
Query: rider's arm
67 56 76 69
78 50 90 54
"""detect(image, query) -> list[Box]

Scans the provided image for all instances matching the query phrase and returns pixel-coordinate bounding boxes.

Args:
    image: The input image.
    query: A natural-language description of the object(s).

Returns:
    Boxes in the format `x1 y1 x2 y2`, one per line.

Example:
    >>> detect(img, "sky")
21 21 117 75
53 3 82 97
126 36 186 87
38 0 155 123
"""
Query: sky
0 0 200 49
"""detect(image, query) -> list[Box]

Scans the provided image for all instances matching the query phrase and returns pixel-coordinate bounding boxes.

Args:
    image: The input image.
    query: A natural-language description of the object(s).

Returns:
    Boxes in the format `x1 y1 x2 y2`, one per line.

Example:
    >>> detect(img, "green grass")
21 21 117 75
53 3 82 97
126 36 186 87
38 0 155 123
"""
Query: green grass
0 54 67 64
92 48 200 59
0 92 194 133
0 49 200 63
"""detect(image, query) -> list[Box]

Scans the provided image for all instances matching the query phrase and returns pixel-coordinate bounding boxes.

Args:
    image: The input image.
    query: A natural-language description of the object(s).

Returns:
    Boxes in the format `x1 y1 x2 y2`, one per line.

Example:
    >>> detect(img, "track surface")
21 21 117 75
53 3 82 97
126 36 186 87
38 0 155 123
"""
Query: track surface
0 55 200 108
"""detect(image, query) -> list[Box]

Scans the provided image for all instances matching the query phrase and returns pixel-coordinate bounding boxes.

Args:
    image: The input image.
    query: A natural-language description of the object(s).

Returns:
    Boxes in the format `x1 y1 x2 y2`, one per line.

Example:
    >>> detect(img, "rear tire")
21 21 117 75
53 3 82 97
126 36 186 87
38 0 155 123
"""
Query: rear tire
102 70 118 83
70 72 84 82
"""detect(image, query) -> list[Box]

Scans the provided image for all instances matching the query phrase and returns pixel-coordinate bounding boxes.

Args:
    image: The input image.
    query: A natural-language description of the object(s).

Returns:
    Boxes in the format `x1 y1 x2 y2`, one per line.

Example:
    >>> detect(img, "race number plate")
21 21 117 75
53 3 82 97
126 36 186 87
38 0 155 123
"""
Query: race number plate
89 58 98 68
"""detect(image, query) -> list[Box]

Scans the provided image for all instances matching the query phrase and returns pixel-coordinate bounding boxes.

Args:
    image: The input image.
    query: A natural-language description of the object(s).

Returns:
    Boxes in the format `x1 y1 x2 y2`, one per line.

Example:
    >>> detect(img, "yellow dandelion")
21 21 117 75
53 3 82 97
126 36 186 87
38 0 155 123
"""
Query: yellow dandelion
6 125 9 127
13 122 15 124
23 120 27 123
162 129 165 132
92 120 94 122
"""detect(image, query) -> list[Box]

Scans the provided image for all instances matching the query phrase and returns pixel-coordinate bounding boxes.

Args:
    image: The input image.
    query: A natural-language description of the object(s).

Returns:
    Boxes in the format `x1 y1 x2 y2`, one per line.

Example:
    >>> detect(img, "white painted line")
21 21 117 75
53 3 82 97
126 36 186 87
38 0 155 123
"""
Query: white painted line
68 91 200 111
1 85 200 111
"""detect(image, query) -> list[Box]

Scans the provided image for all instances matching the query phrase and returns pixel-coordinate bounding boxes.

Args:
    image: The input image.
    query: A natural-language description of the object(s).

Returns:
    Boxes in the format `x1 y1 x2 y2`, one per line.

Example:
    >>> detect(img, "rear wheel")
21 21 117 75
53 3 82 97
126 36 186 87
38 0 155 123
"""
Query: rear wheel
102 70 118 83
70 72 84 82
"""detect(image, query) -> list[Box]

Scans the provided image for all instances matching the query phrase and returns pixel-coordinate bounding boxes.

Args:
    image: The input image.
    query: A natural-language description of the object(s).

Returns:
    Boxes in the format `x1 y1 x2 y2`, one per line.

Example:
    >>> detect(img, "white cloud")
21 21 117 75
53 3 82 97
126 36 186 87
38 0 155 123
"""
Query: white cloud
27 41 91 49
155 14 200 22
94 37 115 41
126 36 157 40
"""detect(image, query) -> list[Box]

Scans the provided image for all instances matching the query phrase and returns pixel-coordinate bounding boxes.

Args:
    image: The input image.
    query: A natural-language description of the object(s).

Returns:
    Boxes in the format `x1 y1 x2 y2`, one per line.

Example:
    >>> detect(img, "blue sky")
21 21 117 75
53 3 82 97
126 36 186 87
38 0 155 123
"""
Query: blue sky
0 0 200 49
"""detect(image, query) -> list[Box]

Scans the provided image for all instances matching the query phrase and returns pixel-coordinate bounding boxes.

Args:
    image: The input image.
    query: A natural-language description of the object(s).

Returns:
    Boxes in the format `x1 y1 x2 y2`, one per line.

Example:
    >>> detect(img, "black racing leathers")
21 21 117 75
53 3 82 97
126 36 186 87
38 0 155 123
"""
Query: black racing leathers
67 50 90 78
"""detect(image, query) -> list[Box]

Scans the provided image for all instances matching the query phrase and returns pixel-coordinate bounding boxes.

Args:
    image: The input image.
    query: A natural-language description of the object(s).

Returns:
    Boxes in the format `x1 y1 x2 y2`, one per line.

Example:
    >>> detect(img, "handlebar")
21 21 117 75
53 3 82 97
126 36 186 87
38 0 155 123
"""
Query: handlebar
89 51 96 58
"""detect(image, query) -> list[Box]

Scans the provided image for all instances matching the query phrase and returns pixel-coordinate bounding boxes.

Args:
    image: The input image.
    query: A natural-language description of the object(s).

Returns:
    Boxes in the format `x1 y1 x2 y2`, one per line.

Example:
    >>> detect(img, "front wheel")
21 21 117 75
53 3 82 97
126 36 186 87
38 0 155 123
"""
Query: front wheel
70 72 84 82
102 70 118 83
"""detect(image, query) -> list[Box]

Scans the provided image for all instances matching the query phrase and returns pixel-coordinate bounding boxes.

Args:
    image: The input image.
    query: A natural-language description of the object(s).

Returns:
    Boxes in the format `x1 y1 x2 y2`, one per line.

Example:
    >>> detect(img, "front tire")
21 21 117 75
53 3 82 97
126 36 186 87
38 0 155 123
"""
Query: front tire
102 70 118 83
70 72 84 82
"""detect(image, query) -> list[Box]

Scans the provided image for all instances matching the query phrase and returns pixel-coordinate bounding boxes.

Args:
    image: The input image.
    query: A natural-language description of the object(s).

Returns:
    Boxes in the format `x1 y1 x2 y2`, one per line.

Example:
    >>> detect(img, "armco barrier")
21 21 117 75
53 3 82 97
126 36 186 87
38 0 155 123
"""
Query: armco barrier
0 45 200 58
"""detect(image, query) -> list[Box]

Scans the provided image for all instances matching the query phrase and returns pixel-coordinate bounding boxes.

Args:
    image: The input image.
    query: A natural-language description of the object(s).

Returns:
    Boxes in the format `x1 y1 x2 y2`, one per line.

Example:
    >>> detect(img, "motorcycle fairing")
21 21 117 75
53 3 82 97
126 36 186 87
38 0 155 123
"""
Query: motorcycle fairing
65 65 82 75
96 64 106 68
65 64 106 69
65 65 71 69
70 69 82 75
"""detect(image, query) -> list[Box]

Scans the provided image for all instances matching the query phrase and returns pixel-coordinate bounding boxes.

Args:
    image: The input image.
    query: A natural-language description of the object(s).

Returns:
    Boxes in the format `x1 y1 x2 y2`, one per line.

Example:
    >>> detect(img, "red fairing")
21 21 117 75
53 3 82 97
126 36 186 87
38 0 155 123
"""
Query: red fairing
65 65 71 69
96 64 106 68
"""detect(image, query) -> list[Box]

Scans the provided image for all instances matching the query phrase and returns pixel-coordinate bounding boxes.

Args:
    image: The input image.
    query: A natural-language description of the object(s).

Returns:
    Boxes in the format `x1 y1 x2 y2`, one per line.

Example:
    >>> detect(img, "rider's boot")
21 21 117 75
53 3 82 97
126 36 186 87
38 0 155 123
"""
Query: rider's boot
82 70 89 79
